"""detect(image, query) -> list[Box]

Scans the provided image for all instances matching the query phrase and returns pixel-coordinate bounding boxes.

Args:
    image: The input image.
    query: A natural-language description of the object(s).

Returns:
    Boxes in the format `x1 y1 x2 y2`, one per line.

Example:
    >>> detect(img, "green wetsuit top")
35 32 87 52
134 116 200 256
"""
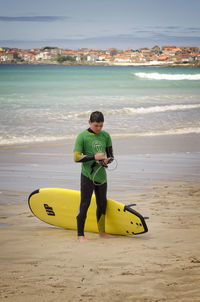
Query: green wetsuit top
74 129 113 183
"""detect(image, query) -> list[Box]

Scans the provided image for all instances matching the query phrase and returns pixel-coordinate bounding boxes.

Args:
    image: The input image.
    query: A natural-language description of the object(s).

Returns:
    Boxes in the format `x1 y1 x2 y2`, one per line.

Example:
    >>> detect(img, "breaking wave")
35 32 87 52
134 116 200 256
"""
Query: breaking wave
67 104 200 119
112 127 200 138
134 72 200 80
0 134 76 146
2 127 200 147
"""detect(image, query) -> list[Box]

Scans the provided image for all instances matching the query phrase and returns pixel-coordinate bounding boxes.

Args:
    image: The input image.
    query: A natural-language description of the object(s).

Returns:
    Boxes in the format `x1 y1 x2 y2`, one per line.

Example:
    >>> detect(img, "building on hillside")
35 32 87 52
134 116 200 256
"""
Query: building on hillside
188 53 200 62
87 54 99 62
162 46 177 51
60 49 75 56
170 54 192 63
196 54 200 61
130 51 141 58
151 45 161 54
0 53 7 62
79 48 90 55
35 51 52 61
162 47 181 56
140 48 152 56
179 47 199 53
0 51 18 62
49 48 61 56
158 54 169 62
114 54 131 63
97 55 106 61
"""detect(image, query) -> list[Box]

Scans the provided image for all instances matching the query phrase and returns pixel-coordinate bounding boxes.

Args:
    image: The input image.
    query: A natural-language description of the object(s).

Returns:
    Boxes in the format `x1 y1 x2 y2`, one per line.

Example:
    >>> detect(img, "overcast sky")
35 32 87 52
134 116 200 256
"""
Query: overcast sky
0 0 200 49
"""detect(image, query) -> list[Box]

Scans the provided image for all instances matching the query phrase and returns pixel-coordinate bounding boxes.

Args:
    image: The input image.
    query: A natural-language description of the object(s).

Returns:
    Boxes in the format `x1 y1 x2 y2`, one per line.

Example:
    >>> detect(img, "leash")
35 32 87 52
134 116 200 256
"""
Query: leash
92 158 118 186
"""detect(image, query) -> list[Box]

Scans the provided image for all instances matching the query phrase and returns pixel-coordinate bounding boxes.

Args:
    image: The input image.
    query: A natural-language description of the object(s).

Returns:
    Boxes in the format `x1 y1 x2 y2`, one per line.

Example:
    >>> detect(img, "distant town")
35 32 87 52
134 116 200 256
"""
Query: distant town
0 45 200 67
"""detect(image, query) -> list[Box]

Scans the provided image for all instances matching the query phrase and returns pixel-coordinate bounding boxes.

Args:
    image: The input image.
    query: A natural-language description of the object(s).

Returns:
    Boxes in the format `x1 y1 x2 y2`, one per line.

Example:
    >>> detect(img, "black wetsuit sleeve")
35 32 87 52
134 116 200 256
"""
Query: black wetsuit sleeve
106 146 114 159
74 151 95 163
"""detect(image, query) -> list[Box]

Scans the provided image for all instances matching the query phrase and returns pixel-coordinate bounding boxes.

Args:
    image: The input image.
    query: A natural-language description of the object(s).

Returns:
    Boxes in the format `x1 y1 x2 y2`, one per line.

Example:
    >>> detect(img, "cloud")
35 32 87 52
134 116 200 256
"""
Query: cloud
163 26 181 30
130 25 200 42
1 32 200 49
132 25 200 34
187 27 200 31
0 16 68 22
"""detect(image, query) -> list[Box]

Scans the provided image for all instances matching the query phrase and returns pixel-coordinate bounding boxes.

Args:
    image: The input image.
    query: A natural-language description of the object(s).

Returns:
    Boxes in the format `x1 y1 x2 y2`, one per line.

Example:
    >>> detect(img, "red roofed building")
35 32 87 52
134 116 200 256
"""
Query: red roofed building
162 46 177 51
0 51 18 62
179 47 199 53
158 55 169 61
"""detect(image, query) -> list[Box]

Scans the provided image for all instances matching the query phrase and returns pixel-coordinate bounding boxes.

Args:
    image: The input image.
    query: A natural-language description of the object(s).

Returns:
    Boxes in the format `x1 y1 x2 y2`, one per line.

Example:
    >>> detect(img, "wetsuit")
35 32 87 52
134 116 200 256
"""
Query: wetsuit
74 128 114 236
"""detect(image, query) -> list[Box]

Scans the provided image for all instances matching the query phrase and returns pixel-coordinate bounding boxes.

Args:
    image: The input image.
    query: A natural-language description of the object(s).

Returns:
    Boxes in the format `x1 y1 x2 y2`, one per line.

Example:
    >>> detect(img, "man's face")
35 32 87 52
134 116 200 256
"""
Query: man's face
89 121 103 134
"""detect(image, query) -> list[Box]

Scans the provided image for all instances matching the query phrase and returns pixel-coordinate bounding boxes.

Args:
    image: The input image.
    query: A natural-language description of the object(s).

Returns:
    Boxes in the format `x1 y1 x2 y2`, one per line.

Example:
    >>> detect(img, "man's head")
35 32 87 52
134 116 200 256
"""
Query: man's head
89 111 104 134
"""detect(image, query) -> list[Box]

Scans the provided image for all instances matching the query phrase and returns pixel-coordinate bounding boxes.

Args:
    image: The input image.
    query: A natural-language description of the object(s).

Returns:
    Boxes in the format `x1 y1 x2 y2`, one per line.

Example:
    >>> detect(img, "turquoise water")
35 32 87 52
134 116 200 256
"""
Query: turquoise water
0 64 200 145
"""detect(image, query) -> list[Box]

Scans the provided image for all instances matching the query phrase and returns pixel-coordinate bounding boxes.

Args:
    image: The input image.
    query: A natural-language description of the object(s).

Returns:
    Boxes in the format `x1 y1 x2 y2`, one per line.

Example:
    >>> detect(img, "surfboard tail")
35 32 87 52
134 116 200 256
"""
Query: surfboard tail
124 205 148 234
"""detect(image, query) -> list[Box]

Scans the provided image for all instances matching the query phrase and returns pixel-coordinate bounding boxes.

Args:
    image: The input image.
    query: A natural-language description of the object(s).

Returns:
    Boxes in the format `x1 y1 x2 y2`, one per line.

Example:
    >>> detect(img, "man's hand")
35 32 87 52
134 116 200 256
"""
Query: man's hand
94 153 105 160
104 157 113 165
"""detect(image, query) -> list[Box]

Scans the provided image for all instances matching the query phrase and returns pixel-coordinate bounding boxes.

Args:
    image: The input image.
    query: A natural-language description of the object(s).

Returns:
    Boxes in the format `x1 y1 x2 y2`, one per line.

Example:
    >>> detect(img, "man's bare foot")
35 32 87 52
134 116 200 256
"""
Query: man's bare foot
77 236 89 242
99 233 114 238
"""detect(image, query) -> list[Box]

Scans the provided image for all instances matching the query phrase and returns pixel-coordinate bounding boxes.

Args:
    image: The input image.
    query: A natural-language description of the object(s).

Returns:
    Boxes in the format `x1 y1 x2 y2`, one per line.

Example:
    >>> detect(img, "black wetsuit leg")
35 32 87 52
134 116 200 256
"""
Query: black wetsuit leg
77 173 107 236
77 174 94 236
94 182 107 233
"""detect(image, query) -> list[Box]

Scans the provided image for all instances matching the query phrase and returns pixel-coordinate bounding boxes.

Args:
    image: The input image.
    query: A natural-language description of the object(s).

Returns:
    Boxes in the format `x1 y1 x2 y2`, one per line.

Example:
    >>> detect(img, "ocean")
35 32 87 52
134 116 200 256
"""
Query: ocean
0 64 200 146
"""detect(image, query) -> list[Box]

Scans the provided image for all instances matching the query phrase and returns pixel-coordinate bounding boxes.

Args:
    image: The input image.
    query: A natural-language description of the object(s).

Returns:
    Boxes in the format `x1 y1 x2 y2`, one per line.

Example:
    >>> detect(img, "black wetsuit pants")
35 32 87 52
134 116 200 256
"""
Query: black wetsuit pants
77 173 107 236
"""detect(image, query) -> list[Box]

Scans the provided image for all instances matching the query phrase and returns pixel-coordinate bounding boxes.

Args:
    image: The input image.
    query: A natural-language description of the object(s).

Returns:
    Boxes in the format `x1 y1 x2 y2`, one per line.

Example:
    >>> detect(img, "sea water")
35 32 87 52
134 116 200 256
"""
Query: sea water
0 64 200 145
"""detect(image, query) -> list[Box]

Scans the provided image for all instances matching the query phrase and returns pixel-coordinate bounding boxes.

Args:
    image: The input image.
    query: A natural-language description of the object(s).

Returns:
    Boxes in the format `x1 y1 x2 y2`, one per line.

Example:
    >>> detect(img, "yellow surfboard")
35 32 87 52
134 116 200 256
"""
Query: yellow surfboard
28 188 148 236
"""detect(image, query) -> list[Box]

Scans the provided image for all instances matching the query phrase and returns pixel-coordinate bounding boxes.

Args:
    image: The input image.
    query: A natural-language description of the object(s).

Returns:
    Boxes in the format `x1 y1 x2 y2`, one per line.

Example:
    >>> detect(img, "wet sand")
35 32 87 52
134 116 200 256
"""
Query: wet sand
0 134 200 302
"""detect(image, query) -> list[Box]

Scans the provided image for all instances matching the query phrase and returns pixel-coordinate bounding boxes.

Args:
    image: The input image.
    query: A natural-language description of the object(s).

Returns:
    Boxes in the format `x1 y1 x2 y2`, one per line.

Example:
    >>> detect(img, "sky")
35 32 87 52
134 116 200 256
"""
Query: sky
0 0 200 50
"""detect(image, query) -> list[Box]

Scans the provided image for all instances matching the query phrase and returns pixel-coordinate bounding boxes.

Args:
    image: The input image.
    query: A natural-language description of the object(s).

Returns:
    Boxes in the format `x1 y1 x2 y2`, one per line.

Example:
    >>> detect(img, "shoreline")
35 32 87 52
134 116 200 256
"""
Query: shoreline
1 132 200 153
1 133 200 196
0 133 200 194
1 61 200 68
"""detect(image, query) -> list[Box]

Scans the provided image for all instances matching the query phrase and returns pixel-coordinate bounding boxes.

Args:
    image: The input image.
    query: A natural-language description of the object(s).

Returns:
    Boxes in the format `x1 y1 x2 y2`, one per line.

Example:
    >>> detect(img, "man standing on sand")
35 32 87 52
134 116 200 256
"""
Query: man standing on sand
73 111 114 242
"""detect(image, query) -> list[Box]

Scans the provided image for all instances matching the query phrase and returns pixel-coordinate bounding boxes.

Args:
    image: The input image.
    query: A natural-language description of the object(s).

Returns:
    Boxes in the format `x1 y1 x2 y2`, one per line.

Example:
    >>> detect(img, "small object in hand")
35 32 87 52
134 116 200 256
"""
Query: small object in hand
97 160 108 168
107 157 114 164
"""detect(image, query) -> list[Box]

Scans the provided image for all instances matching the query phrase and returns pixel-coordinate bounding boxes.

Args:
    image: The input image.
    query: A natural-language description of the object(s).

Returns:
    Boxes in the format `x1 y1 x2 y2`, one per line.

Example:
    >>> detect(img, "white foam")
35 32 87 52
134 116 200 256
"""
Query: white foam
105 104 200 115
1 125 200 146
112 127 200 138
135 72 200 80
0 135 76 146
54 104 200 121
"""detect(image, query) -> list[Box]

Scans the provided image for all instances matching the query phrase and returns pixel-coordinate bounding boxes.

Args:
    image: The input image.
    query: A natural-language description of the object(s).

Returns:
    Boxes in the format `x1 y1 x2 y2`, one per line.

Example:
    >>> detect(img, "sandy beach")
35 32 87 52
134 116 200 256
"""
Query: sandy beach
0 134 200 302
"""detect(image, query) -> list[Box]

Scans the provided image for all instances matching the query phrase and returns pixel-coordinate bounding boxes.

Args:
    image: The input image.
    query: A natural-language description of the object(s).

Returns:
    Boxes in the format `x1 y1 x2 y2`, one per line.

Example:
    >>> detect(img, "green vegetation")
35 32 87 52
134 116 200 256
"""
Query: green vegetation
109 48 118 56
56 56 76 63
81 55 88 61
42 46 58 50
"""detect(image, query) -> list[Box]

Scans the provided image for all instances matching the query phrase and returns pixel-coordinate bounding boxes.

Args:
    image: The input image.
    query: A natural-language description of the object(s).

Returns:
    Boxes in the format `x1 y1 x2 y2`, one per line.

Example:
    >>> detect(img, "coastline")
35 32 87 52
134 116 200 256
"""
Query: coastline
1 61 200 68
0 134 200 301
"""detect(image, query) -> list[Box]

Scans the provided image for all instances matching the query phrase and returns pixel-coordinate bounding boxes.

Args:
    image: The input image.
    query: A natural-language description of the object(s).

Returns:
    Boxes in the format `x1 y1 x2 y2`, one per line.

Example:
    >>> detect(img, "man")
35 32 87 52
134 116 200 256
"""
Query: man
74 111 114 242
